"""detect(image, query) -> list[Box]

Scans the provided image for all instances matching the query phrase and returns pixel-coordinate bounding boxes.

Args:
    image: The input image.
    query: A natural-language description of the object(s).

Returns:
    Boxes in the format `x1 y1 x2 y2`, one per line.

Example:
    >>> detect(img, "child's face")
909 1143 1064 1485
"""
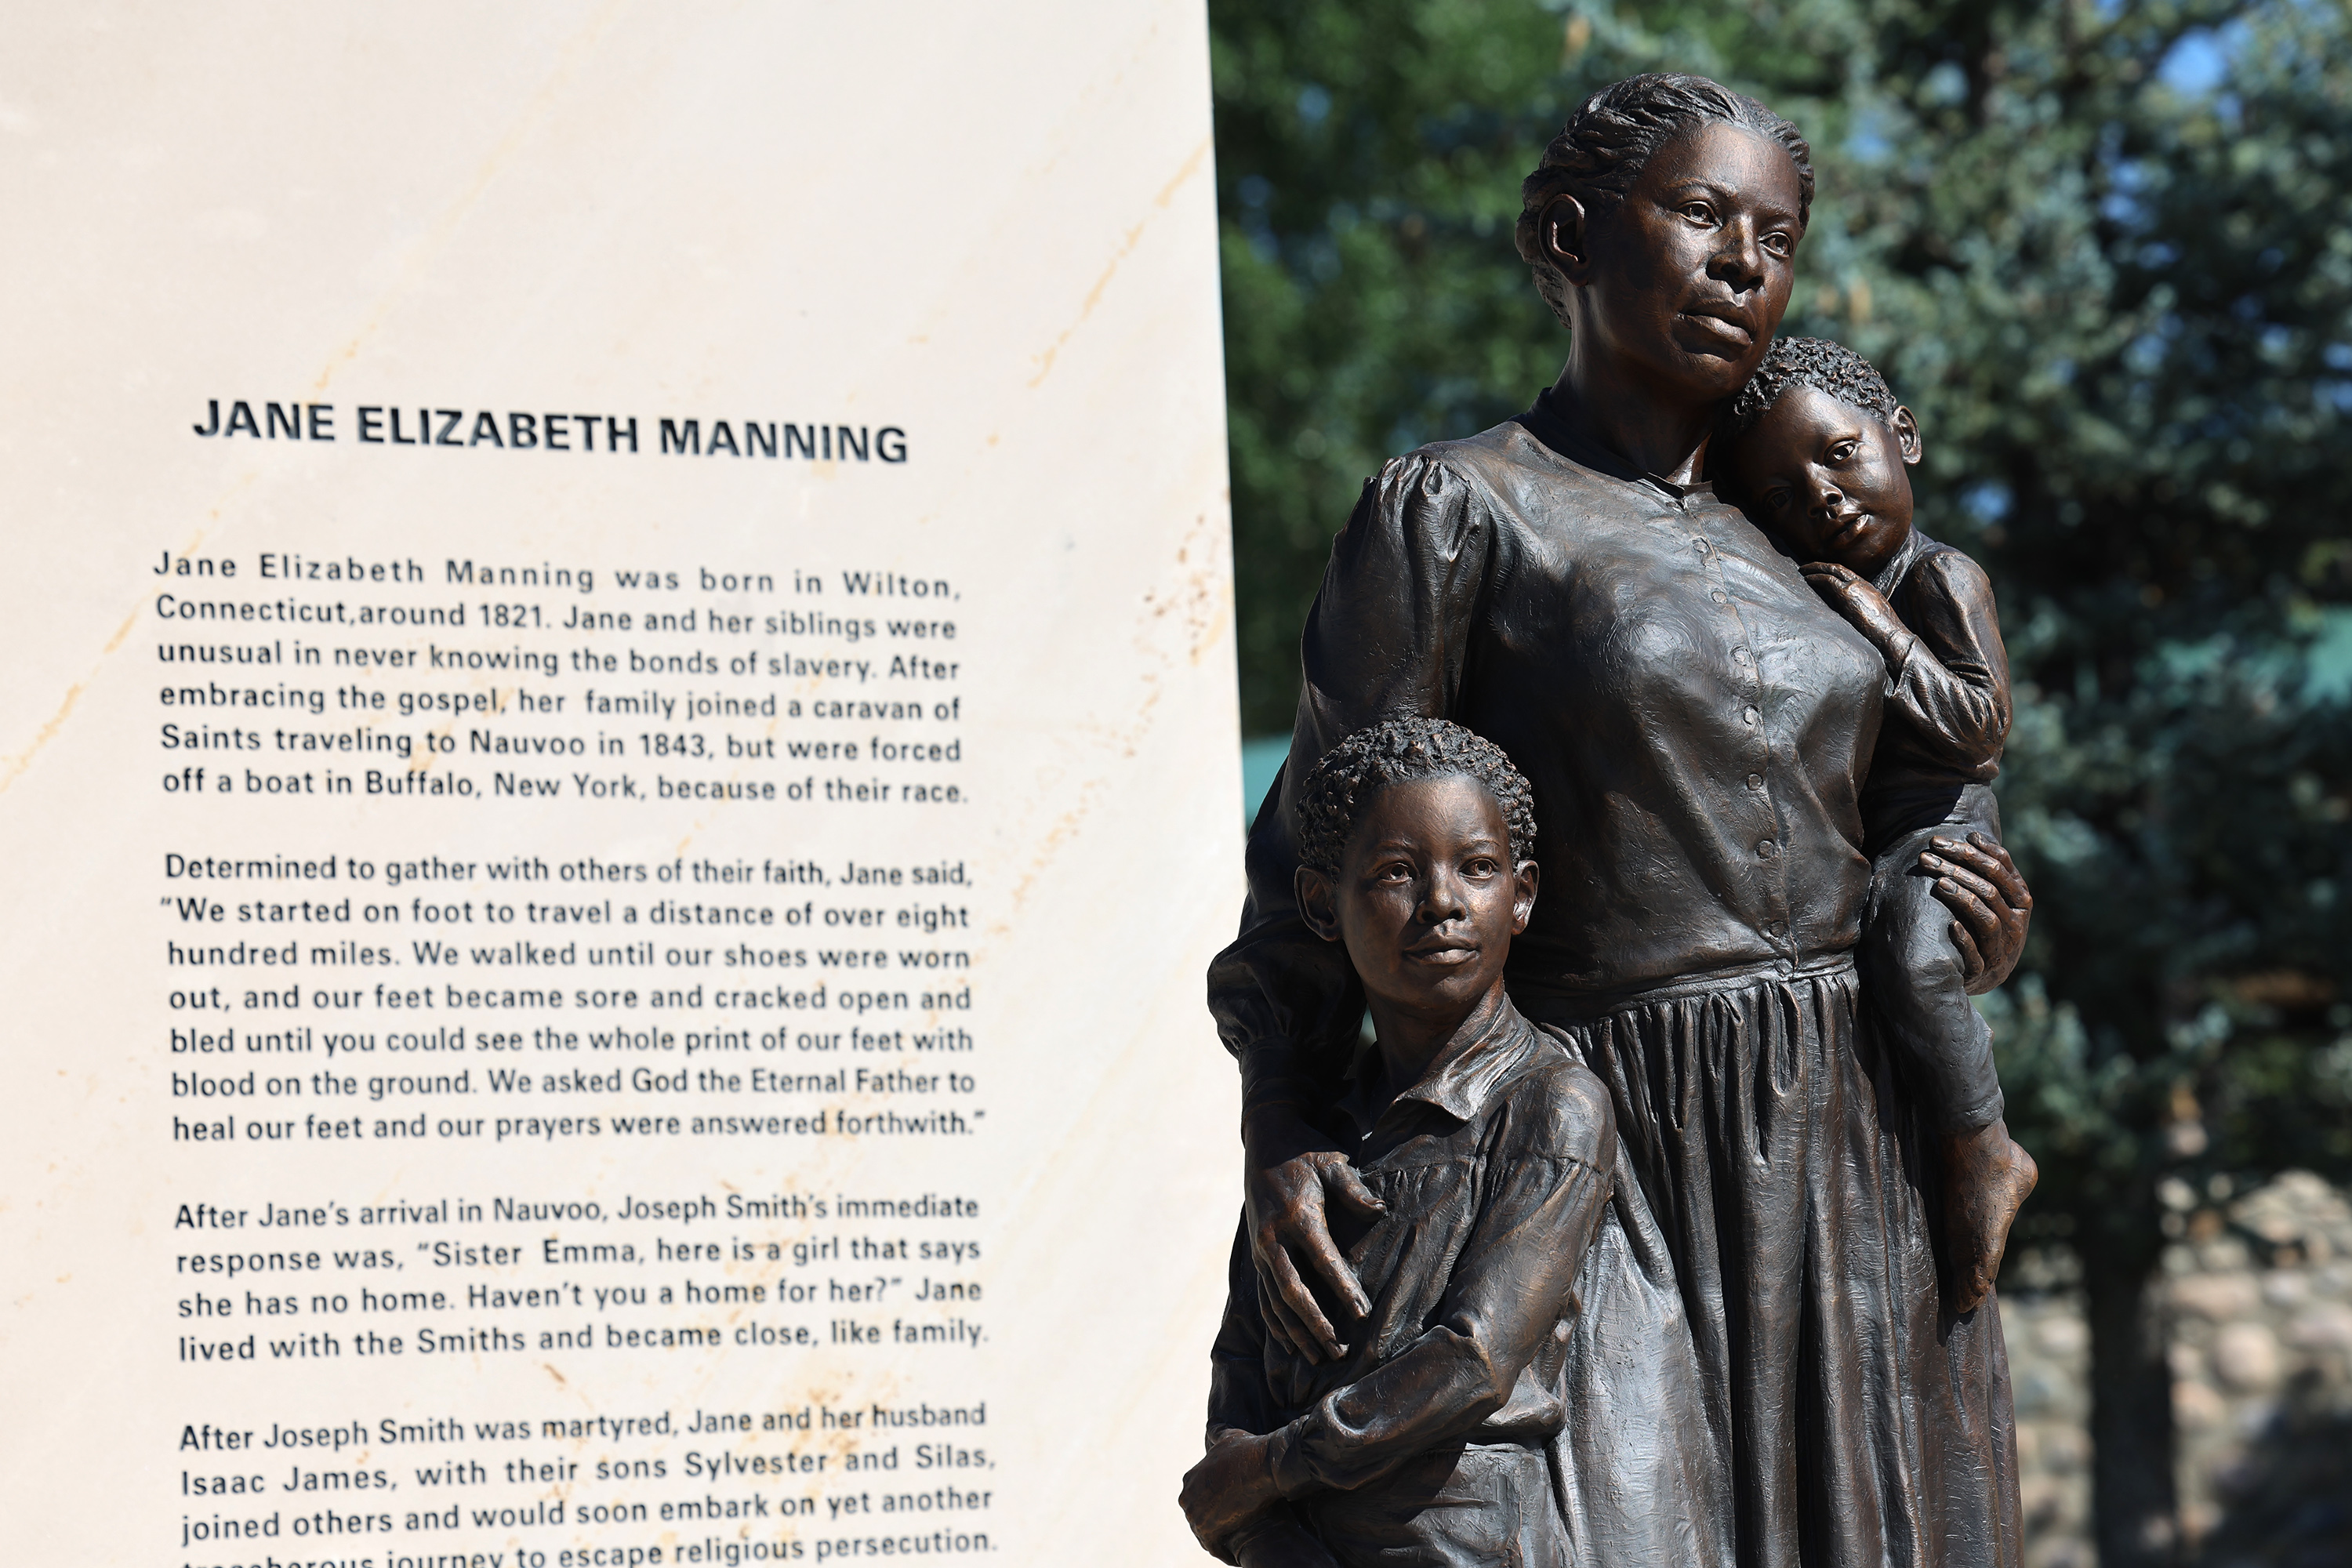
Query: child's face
1313 774 1536 1029
1726 381 1922 579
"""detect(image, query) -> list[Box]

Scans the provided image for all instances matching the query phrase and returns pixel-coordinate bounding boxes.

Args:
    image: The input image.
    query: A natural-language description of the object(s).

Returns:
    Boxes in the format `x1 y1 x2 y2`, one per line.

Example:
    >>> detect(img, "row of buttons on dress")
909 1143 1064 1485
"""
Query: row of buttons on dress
1692 522 1794 952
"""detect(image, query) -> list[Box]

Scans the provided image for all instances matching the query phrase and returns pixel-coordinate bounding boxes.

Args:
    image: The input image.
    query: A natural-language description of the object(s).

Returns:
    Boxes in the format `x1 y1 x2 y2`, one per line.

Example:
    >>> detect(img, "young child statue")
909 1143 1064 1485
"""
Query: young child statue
1178 717 1617 1568
1718 336 2040 1311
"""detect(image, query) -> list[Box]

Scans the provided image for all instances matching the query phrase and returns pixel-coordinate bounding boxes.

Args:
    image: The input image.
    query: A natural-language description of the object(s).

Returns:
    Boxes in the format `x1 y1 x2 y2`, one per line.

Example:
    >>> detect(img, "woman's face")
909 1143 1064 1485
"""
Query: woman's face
1567 120 1805 406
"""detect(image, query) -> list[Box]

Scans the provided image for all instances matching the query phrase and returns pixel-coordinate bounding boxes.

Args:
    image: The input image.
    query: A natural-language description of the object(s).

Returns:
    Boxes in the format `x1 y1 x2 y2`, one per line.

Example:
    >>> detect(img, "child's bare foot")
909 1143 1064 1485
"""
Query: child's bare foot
1941 1119 2038 1313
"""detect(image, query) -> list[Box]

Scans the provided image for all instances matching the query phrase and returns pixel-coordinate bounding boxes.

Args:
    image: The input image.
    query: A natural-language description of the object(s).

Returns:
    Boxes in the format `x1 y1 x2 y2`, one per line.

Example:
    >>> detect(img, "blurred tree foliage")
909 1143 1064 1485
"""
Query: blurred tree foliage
1209 1 2352 1562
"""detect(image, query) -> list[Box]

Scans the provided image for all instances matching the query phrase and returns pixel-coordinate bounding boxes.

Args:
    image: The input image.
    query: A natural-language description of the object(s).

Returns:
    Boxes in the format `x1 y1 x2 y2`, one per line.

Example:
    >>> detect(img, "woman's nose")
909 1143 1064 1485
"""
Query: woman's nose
1710 220 1767 294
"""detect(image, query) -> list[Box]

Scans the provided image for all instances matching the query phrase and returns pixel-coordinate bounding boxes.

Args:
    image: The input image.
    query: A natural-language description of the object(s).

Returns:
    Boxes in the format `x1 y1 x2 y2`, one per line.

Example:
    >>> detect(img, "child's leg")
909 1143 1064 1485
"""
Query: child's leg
1861 830 2003 1133
1860 789 2035 1312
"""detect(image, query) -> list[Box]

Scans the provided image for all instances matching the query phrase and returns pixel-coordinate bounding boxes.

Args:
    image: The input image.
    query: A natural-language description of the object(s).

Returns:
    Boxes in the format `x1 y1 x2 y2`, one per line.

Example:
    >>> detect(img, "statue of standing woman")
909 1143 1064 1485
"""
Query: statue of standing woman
1197 74 2034 1567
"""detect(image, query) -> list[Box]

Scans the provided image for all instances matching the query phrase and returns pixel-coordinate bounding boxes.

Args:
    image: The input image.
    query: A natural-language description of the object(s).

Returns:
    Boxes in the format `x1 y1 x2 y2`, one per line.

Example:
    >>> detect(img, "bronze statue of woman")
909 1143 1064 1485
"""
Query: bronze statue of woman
1208 74 2032 1566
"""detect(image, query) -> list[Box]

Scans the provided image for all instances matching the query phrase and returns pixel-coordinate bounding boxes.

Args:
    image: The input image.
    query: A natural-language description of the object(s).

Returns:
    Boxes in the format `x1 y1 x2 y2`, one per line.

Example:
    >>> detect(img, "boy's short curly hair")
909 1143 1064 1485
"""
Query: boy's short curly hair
1725 335 1901 441
1294 717 1537 875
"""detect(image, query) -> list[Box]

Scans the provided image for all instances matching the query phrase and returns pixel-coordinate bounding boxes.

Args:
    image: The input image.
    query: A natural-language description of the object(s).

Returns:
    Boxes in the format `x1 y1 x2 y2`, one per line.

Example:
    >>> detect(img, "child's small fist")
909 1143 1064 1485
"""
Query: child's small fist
1802 563 1908 650
1180 1431 1283 1558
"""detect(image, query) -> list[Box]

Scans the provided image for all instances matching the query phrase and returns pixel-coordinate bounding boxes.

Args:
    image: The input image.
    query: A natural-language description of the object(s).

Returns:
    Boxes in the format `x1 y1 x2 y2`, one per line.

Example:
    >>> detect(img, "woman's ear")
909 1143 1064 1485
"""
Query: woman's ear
1541 194 1589 279
1511 860 1540 936
1890 405 1923 466
1295 866 1342 944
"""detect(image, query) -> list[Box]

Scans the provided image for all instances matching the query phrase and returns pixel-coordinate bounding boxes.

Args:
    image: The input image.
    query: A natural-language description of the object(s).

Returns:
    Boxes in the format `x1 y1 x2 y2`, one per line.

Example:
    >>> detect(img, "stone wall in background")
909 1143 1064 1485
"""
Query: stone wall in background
2005 1170 2352 1568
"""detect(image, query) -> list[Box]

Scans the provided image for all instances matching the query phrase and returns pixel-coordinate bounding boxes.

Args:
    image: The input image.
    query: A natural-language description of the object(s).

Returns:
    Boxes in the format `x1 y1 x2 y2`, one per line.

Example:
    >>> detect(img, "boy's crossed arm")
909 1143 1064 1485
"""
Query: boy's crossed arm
1185 1073 1616 1559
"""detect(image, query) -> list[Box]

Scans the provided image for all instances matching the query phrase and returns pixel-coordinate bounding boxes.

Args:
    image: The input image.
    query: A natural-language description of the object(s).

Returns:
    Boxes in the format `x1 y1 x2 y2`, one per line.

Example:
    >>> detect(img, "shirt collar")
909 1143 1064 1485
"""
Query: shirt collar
1870 526 1936 597
1335 1004 1541 1138
1515 387 1720 504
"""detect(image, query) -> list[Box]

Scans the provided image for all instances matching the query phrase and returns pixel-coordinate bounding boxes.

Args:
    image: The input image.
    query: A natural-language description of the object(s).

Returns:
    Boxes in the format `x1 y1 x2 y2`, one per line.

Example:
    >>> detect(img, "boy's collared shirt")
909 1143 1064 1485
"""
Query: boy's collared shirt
1208 1004 1617 1498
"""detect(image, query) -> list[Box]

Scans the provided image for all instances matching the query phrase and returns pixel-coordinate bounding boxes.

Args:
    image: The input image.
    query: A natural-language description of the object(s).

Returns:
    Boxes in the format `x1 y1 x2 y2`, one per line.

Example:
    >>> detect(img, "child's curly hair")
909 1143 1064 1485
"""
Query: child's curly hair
1294 717 1537 875
1724 334 1901 441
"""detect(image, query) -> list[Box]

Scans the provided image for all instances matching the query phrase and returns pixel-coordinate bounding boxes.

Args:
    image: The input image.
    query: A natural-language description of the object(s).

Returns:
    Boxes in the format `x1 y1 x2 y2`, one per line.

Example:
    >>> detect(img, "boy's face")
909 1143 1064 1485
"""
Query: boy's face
1726 381 1922 579
1305 774 1536 1030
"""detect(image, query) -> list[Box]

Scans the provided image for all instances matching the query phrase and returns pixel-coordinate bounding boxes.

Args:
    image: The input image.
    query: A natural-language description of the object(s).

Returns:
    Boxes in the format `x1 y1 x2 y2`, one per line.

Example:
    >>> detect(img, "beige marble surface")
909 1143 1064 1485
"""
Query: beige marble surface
0 5 1239 1560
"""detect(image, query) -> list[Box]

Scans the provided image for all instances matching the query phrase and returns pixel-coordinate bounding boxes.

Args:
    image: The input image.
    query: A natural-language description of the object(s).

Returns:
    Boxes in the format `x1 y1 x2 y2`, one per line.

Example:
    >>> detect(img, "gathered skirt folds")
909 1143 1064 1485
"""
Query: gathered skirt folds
1523 956 2023 1568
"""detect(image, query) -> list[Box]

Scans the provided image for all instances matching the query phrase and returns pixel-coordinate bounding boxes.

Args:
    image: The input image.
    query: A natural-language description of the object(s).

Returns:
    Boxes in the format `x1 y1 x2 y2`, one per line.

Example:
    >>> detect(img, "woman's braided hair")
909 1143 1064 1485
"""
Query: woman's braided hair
1294 717 1537 875
1515 73 1814 328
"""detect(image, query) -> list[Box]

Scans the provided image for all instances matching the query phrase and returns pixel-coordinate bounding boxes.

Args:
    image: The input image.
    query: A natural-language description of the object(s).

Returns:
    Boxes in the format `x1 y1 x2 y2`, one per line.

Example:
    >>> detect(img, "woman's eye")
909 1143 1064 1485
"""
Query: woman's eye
1680 201 1715 224
1830 441 1858 463
1374 862 1411 883
1464 858 1498 877
1764 488 1792 512
1762 232 1793 257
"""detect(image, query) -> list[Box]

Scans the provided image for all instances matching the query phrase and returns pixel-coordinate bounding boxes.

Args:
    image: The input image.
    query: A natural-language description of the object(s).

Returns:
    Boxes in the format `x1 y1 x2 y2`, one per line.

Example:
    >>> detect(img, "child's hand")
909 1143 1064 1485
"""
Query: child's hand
1180 1430 1283 1558
1802 561 1911 654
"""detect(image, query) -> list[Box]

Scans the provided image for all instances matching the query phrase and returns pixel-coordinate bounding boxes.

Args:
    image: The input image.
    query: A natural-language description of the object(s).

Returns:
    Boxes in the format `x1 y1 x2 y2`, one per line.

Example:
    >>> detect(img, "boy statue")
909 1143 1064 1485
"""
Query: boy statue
1180 718 1616 1566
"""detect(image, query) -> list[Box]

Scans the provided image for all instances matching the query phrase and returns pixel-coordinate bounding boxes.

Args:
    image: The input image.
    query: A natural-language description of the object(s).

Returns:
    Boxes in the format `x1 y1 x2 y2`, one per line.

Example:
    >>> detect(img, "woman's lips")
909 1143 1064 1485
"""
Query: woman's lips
1403 942 1479 967
1679 308 1754 347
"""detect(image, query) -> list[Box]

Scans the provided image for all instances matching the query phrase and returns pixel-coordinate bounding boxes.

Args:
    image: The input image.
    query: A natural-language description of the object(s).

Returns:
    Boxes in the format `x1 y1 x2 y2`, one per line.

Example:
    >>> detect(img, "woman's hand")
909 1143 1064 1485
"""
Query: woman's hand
1922 832 2031 993
1180 1430 1283 1558
1243 1104 1384 1363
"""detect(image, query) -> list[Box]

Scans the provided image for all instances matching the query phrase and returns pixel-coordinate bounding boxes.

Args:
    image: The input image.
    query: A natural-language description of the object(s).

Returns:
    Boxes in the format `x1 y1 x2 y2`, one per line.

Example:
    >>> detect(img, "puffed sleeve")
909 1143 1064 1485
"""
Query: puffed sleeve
1205 453 1497 1113
1885 548 2010 775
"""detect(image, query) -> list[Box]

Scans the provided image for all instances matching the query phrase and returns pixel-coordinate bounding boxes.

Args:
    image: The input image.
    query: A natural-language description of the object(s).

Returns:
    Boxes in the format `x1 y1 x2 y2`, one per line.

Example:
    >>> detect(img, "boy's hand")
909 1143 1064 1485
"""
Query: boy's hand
1243 1104 1383 1363
1802 561 1911 655
1180 1431 1283 1557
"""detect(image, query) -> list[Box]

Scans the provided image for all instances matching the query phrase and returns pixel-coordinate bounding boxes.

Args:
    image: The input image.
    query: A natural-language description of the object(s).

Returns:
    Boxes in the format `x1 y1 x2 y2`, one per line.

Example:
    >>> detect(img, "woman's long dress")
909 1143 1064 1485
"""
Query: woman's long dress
1207 390 2022 1568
